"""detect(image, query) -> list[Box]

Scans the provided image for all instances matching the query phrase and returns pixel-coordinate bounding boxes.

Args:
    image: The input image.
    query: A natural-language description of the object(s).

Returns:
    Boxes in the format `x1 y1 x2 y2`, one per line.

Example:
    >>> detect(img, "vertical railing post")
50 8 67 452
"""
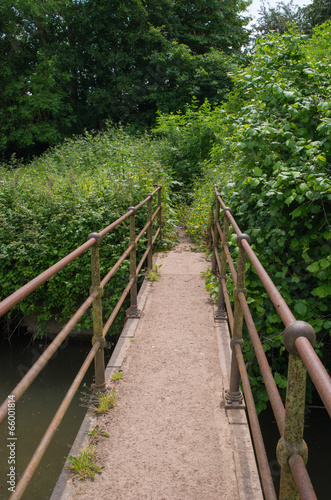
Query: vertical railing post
88 232 106 391
147 194 153 270
277 321 316 498
154 184 163 240
225 233 250 409
128 206 140 318
215 206 230 320
211 189 220 274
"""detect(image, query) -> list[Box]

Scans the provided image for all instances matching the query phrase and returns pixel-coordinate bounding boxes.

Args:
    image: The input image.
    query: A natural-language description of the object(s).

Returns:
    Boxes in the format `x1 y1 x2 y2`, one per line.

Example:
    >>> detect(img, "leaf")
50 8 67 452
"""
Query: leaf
294 301 307 316
312 286 330 298
306 262 319 273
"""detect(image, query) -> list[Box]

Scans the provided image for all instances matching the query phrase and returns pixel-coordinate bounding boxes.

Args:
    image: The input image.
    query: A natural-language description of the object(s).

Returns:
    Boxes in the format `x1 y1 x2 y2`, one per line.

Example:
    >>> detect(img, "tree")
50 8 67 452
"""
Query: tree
0 0 252 160
0 0 75 159
173 0 251 54
252 1 306 36
302 0 331 30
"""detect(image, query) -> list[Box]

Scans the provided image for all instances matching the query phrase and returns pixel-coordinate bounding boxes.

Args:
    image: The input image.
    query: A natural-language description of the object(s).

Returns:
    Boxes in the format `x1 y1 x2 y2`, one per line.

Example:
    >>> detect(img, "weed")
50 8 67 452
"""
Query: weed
85 426 109 444
147 263 162 282
130 338 135 342
111 371 124 381
92 389 116 414
68 446 102 479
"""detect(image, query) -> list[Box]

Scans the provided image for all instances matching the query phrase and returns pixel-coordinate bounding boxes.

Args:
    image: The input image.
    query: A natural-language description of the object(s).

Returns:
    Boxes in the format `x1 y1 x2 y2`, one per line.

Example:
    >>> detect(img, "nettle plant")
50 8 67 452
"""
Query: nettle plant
219 28 331 409
185 26 331 410
0 127 172 336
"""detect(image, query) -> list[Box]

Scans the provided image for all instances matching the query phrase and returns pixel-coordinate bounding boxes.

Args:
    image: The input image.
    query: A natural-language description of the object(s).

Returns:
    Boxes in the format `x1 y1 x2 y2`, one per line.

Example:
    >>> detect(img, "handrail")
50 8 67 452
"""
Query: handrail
0 185 163 499
211 185 330 499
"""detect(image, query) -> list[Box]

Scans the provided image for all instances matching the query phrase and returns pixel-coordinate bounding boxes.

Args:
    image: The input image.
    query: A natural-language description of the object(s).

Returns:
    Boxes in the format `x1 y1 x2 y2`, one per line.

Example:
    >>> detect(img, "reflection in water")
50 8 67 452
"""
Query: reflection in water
0 333 97 500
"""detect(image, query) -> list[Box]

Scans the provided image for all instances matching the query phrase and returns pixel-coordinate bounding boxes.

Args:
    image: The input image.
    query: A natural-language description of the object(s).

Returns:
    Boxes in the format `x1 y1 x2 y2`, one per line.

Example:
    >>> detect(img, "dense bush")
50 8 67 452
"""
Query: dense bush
0 127 175 336
164 25 331 411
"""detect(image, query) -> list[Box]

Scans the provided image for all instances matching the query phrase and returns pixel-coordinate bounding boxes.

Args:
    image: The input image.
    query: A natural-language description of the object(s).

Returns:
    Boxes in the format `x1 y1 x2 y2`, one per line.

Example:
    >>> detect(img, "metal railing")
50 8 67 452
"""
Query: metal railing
211 185 331 500
0 185 162 499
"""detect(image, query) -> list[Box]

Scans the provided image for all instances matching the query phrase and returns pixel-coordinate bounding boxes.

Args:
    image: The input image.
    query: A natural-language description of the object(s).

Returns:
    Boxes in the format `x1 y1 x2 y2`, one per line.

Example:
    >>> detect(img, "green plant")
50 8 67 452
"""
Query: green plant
147 263 162 282
92 389 116 414
0 126 172 338
68 446 102 479
111 371 124 381
85 426 109 444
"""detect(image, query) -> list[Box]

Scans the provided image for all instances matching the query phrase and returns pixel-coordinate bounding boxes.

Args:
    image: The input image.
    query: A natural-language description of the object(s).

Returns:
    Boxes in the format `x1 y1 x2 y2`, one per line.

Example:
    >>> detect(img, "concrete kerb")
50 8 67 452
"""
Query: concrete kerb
50 278 150 500
215 313 264 500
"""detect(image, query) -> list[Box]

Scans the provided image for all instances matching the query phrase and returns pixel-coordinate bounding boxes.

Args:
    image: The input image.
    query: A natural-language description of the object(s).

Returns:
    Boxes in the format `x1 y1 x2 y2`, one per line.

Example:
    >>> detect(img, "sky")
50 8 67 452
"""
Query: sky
245 0 312 22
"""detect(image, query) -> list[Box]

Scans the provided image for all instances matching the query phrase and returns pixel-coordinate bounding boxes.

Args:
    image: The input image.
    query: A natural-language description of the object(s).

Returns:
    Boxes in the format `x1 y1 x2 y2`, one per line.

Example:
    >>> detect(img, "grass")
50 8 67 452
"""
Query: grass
68 446 102 479
147 263 162 282
92 389 116 414
111 371 124 381
85 426 109 444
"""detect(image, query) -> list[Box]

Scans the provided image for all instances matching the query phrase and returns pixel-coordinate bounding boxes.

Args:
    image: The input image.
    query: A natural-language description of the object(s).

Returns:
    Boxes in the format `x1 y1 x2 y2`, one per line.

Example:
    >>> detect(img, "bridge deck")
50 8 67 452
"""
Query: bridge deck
52 229 263 500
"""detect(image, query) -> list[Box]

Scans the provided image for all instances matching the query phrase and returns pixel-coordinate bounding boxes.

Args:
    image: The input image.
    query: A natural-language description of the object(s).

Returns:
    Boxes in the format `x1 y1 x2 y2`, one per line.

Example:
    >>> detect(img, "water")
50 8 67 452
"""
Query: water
1 330 329 499
259 401 331 499
0 332 96 500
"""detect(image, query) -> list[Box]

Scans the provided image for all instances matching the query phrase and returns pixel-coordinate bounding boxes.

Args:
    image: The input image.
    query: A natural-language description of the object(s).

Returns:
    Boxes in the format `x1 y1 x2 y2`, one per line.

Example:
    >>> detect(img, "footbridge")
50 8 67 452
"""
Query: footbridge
0 185 330 499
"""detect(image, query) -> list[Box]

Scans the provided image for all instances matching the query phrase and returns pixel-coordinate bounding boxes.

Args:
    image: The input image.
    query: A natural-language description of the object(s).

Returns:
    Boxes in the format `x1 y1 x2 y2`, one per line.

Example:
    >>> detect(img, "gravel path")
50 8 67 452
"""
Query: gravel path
70 230 248 499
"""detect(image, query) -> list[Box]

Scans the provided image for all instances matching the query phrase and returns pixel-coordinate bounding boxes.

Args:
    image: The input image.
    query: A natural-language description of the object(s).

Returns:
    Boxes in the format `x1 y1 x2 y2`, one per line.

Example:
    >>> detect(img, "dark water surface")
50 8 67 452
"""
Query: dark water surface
259 401 331 499
1 331 330 499
0 333 96 500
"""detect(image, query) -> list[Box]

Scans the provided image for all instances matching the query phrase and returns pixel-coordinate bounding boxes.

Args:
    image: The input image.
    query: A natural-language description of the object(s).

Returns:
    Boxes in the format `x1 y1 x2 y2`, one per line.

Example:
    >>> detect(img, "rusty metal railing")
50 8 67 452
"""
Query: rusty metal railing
211 185 331 500
0 185 162 499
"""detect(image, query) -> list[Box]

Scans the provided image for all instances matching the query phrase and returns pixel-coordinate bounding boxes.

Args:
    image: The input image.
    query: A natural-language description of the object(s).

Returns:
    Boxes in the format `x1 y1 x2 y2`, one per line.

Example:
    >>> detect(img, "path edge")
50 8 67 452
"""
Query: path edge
215 316 264 500
50 278 151 500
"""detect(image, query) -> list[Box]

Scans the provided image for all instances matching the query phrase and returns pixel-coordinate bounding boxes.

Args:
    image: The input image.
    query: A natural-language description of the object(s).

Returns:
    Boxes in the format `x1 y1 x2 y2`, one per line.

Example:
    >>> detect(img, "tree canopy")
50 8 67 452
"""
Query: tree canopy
0 0 251 160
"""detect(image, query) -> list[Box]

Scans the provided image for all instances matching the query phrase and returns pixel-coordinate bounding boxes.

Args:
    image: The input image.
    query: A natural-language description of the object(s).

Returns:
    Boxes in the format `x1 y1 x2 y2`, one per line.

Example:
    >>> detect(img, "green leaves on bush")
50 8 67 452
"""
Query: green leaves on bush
0 127 173 335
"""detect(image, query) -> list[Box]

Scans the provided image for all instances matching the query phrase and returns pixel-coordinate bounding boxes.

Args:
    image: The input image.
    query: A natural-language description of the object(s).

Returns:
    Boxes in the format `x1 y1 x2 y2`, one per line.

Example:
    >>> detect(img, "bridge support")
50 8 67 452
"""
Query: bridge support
88 232 106 391
127 207 140 319
277 321 316 499
225 234 250 409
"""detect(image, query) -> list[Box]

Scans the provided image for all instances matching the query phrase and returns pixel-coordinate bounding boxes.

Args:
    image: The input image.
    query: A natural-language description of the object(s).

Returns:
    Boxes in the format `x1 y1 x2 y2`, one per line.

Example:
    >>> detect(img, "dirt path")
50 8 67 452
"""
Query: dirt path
65 229 260 500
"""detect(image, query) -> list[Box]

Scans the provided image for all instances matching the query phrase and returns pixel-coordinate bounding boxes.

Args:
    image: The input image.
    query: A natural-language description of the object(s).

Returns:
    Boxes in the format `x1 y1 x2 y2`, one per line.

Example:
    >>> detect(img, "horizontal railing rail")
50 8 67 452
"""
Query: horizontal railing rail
0 185 163 499
211 185 331 500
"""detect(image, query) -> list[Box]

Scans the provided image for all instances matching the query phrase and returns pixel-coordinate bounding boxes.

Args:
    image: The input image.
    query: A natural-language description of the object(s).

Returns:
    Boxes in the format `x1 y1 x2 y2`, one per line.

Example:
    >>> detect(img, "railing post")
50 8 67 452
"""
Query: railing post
147 194 153 270
225 233 250 409
211 190 220 274
277 321 316 499
127 207 140 318
215 206 231 321
154 184 163 240
88 232 106 391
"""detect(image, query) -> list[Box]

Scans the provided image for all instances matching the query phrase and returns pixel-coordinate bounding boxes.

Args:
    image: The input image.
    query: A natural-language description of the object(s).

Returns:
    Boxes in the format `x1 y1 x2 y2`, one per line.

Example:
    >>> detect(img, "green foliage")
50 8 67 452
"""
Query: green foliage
252 1 307 37
0 0 251 159
174 0 251 54
68 445 102 479
0 127 173 336
153 100 227 191
173 26 331 411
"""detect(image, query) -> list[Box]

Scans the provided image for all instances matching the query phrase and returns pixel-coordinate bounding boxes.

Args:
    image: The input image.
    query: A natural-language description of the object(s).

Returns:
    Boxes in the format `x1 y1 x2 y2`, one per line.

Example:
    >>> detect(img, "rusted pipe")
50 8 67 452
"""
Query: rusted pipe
102 277 135 336
240 239 295 328
235 344 277 500
238 293 285 435
0 290 98 426
100 243 134 289
10 340 101 500
289 454 317 500
152 227 160 246
216 221 237 282
295 336 331 418
0 239 95 317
